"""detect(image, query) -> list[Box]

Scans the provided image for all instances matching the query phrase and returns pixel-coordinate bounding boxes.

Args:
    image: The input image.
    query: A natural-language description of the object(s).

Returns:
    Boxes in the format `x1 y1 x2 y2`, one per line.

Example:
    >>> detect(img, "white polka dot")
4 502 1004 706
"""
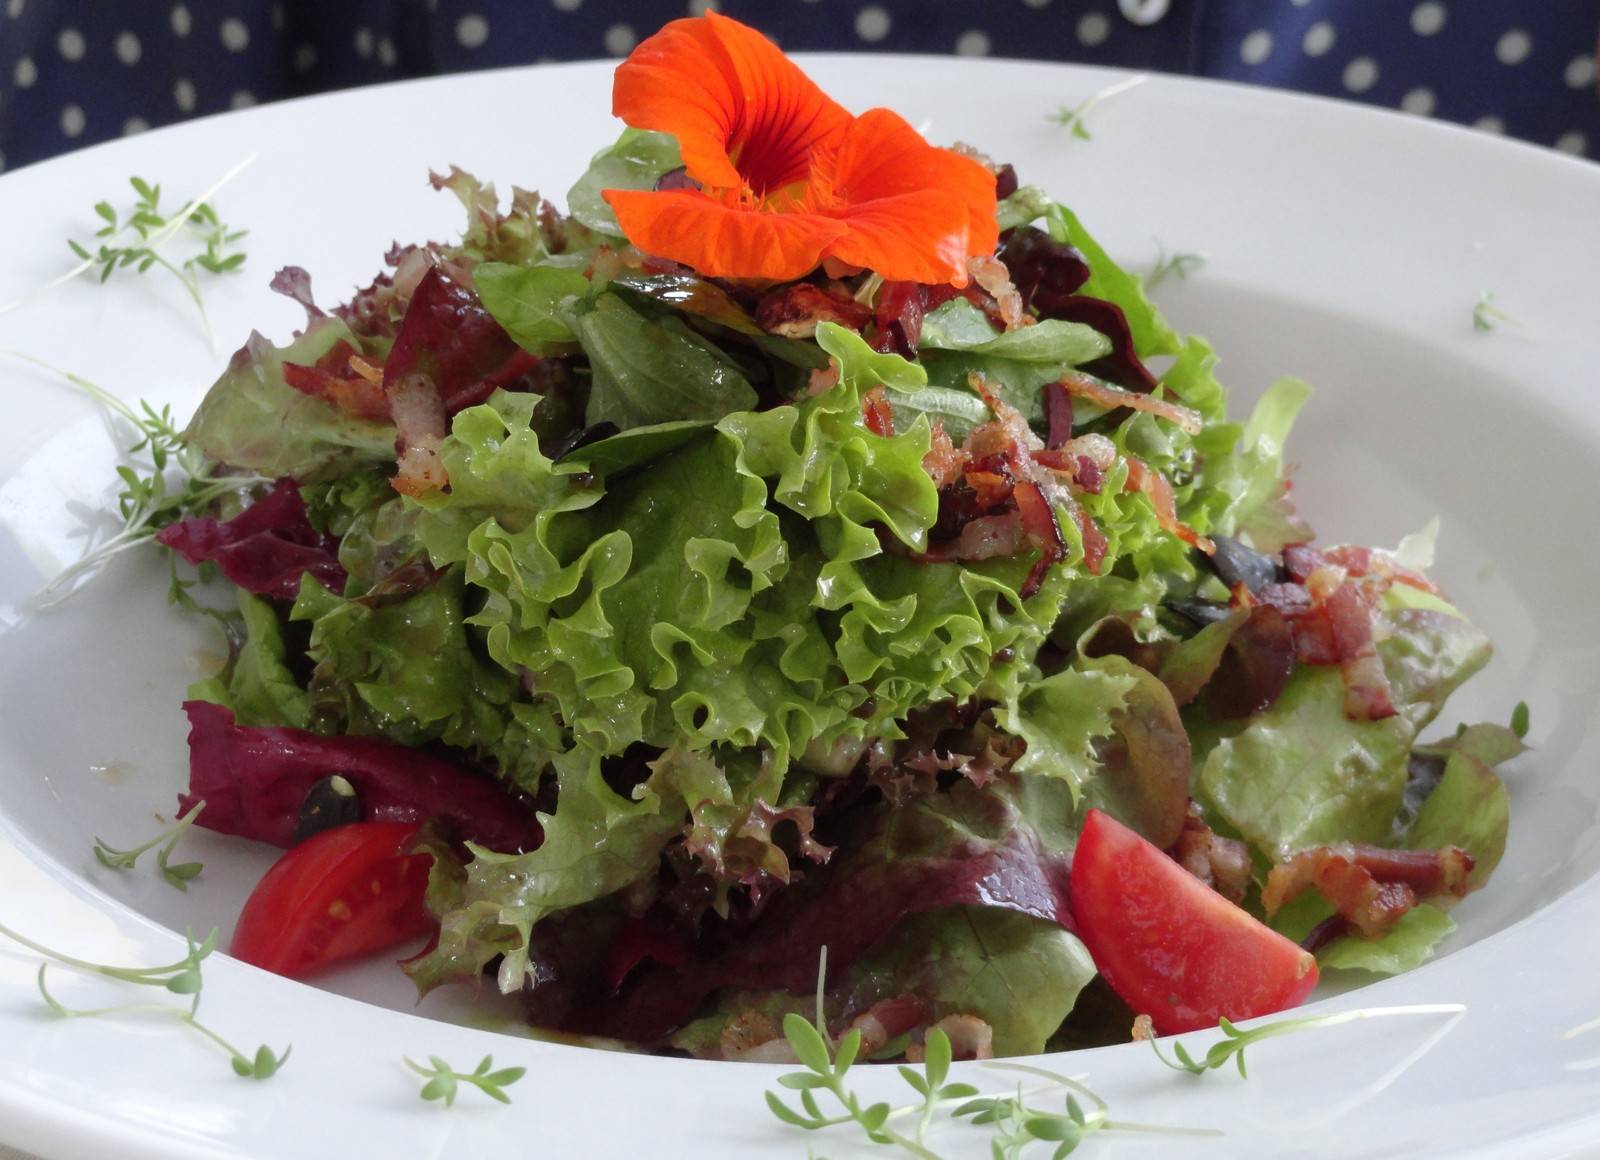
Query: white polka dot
1565 53 1597 89
1495 29 1531 66
115 31 142 65
13 55 36 87
1302 21 1336 57
1077 11 1110 47
377 35 397 67
1118 0 1169 24
688 0 717 13
1410 2 1446 37
855 5 890 43
292 42 316 72
455 13 488 49
1290 0 1310 6
60 104 85 138
1555 130 1587 155
552 0 582 10
354 27 374 57
170 4 191 38
1024 0 1052 7
1474 115 1505 134
173 77 196 112
57 27 85 61
271 2 285 31
4 0 22 19
220 17 249 52
1399 86 1436 115
604 22 636 55
955 29 990 57
230 90 256 109
1343 56 1379 93
0 150 7 174
1239 29 1272 66
122 116 149 136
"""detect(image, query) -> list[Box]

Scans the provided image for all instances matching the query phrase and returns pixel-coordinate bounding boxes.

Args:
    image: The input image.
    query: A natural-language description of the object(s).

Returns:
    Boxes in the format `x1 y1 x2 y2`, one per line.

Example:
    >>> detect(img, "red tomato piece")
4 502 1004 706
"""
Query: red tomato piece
230 821 435 978
1070 808 1318 1034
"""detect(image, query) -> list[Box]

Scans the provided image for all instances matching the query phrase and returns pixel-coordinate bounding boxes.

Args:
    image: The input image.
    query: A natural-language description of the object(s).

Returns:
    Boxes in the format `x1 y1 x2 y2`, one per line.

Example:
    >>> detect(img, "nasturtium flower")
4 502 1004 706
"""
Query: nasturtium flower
602 12 998 285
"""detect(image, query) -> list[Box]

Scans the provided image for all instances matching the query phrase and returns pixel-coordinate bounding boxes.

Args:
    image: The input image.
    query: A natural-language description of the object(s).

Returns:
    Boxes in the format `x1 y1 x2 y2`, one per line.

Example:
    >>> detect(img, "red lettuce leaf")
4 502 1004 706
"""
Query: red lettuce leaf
537 781 1073 1043
155 479 346 600
178 701 544 853
383 266 541 414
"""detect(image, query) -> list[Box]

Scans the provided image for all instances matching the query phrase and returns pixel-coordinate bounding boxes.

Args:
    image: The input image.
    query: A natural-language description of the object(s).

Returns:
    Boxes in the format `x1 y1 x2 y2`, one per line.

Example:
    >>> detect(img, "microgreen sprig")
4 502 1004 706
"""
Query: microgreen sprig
1510 700 1530 739
1472 290 1515 333
403 1054 527 1107
1147 244 1207 290
1049 75 1148 141
0 351 269 607
0 921 290 1079
93 799 206 890
1151 1004 1468 1078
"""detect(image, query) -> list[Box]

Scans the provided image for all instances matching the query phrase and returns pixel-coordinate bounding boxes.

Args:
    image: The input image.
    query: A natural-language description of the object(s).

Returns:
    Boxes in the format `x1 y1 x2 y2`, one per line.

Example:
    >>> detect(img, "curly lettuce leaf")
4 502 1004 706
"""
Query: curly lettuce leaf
1405 722 1522 887
185 318 395 481
187 590 312 729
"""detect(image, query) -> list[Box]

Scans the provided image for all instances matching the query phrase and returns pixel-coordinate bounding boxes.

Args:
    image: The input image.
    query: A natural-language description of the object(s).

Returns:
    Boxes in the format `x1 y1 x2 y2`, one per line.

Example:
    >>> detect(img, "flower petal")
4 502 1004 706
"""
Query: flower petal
823 191 978 285
604 188 848 282
613 12 852 194
821 107 1000 281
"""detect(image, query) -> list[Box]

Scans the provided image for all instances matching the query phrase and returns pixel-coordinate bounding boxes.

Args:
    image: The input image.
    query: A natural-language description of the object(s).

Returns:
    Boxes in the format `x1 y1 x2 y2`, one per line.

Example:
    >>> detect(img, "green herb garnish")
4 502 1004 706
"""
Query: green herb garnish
93 799 206 890
0 352 269 607
1147 245 1207 289
1510 700 1530 739
1049 75 1148 141
1473 290 1514 332
0 921 289 1079
1151 1004 1467 1077
403 1054 527 1107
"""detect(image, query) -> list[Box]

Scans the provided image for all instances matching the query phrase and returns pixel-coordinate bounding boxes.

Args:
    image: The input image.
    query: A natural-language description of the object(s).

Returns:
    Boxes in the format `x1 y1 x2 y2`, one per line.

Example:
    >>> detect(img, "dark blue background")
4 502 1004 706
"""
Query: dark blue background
0 1 1595 173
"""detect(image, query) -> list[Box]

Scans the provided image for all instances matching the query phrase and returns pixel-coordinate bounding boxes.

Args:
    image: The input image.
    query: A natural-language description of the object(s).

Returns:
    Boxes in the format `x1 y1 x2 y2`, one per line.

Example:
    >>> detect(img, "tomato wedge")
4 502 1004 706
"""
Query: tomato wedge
231 822 435 978
1070 808 1318 1033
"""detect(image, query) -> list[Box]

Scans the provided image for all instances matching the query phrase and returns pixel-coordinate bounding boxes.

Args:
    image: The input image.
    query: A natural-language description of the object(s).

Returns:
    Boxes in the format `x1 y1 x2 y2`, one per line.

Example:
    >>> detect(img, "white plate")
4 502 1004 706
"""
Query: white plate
2 57 1598 1160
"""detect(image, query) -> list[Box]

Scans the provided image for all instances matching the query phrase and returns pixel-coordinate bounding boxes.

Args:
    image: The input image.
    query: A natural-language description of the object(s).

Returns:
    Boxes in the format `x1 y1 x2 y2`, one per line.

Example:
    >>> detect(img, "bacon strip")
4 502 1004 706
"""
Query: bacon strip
1262 842 1475 939
861 386 895 438
1059 372 1203 434
1171 810 1251 905
1124 455 1214 553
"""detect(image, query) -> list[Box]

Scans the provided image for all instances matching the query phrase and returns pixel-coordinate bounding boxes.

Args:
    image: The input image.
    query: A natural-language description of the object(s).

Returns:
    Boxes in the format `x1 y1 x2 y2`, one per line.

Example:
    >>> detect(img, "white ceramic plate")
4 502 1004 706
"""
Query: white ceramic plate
1 57 1598 1160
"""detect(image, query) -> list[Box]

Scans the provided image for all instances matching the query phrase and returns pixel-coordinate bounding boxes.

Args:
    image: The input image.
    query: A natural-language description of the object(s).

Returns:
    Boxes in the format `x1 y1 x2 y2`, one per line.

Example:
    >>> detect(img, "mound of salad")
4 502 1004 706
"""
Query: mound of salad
150 13 1521 1060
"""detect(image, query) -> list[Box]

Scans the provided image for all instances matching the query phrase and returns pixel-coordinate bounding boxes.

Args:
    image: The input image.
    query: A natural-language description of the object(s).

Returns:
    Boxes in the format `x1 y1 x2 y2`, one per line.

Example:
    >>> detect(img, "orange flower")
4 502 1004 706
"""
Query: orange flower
602 12 998 285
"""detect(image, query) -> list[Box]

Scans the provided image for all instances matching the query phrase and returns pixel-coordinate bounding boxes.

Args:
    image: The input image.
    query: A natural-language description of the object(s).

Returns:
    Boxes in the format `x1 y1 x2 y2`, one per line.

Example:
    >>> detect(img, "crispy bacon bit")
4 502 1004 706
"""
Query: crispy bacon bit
849 995 929 1057
1059 373 1203 435
1012 480 1068 597
1124 456 1215 553
755 282 873 338
967 254 1029 331
871 281 929 357
862 386 896 438
387 372 448 497
807 363 840 396
282 339 391 422
1044 381 1074 448
1322 543 1442 596
922 422 967 488
1262 842 1476 939
1131 1013 1156 1042
907 1015 994 1062
1069 504 1108 575
1171 809 1252 905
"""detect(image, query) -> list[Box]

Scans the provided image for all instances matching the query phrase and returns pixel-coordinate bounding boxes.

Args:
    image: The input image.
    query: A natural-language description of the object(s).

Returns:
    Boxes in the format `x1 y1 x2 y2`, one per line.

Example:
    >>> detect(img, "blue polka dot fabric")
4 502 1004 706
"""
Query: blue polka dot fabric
0 1 1595 173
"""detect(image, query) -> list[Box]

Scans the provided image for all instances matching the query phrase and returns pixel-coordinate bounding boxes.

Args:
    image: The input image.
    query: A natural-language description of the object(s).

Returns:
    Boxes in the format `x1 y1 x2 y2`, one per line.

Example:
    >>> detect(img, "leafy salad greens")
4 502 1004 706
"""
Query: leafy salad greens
118 23 1522 1066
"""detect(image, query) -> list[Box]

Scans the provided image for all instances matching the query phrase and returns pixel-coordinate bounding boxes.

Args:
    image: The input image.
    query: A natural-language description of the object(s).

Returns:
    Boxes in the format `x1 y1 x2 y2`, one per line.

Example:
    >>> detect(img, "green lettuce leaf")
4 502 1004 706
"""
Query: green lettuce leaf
473 262 589 353
919 298 1111 367
187 590 312 729
1043 202 1180 359
566 128 682 235
1198 376 1313 546
1196 608 1494 859
575 292 759 429
815 321 927 394
841 906 1096 1057
1405 723 1522 887
185 318 395 481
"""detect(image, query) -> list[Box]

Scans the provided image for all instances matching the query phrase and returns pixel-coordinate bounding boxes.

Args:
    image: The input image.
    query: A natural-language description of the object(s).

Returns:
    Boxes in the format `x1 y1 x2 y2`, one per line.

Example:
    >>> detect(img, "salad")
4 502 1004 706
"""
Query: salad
143 13 1520 1061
